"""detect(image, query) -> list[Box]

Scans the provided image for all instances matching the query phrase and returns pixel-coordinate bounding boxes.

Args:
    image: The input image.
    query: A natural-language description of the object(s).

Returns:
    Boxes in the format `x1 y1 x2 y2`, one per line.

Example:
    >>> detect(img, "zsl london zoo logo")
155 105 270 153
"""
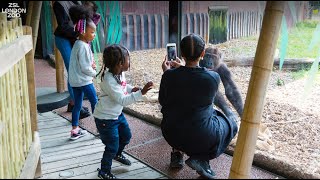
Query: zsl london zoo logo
1 3 27 18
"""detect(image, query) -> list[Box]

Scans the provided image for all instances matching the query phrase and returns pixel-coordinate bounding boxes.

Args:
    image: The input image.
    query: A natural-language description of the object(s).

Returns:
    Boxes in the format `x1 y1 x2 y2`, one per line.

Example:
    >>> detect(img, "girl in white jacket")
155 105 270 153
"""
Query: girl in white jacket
93 44 153 179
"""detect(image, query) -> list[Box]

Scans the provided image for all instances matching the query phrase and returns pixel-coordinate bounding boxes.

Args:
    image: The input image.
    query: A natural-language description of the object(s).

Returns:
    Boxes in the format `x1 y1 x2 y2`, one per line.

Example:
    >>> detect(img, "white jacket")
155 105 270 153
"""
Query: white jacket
93 71 143 120
69 40 96 87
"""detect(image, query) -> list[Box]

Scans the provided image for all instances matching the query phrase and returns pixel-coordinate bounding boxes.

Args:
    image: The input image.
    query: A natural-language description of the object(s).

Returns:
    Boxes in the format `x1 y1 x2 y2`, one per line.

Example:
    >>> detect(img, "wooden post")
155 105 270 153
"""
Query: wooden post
30 1 42 50
23 26 37 138
22 25 42 178
228 1 285 179
51 1 65 93
26 1 34 26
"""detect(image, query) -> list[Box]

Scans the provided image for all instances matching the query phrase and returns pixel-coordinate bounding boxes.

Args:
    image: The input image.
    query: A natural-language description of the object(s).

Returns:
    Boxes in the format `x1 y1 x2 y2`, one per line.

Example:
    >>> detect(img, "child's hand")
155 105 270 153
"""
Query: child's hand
131 87 141 92
141 81 154 95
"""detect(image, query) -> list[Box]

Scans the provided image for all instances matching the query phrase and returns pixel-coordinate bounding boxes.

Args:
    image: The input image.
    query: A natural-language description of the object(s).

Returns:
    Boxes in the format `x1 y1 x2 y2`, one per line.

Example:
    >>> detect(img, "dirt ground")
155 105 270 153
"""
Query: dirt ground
94 38 320 178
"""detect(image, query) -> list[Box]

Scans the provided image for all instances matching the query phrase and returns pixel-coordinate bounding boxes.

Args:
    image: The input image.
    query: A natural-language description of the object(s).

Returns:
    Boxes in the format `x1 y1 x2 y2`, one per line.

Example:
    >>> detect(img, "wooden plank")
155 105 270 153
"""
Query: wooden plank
126 15 130 50
147 14 151 49
38 119 69 127
36 112 169 179
42 155 102 175
41 158 143 179
38 126 72 137
42 153 138 175
39 131 72 141
140 14 144 50
41 144 104 163
193 13 197 34
41 143 104 159
68 161 147 179
18 132 41 179
186 13 190 35
122 169 163 179
40 135 97 150
40 138 102 154
133 15 137 50
161 14 165 48
0 122 3 136
199 13 203 38
38 122 70 130
154 14 158 49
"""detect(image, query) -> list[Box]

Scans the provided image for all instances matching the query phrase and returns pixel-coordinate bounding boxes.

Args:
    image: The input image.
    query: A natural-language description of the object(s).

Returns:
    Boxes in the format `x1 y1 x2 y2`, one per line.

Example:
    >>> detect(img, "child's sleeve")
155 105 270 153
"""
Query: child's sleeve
78 46 96 77
126 84 134 93
103 77 143 106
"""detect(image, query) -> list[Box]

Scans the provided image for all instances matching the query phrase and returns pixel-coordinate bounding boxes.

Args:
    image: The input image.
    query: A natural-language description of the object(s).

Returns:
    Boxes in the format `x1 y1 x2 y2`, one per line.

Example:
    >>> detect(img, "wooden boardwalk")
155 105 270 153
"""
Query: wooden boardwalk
37 112 169 179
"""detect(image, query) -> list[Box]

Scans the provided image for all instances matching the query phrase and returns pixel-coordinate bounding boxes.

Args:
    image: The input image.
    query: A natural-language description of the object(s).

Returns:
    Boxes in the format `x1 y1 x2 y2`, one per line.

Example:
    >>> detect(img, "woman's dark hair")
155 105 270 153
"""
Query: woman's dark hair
69 5 92 25
84 1 98 13
96 44 130 82
180 33 205 62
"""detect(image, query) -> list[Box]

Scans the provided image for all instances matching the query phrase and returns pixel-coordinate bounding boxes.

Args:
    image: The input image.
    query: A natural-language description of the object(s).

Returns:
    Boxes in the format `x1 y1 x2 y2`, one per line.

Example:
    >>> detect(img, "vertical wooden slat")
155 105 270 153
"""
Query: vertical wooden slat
193 13 197 34
154 14 159 49
244 11 249 37
140 14 144 50
6 70 17 177
0 13 9 178
147 14 152 49
236 12 239 39
126 15 130 50
199 13 203 38
186 13 191 35
227 12 230 41
2 74 12 178
0 13 7 47
0 78 5 179
0 121 4 179
133 15 137 50
13 63 23 172
232 12 235 39
23 25 41 177
161 14 165 48
241 12 244 37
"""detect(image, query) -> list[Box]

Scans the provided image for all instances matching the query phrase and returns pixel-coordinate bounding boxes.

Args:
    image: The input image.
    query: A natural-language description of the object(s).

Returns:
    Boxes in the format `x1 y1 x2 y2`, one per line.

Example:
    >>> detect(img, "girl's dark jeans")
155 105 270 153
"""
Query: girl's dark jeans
94 113 132 173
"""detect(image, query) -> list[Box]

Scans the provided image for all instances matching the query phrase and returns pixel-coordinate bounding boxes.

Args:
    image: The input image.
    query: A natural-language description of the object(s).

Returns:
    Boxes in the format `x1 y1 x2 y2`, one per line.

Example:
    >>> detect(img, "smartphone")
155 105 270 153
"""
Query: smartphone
166 43 177 61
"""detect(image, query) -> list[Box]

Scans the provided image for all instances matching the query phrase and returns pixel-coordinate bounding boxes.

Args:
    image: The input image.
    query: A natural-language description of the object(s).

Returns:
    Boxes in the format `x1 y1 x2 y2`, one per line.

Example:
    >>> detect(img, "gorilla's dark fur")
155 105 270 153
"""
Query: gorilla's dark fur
200 47 244 120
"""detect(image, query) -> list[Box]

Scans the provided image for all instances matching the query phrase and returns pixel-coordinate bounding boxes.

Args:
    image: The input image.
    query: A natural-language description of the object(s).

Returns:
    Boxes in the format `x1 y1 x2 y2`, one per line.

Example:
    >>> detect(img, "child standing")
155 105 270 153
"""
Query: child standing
68 6 98 140
93 44 153 179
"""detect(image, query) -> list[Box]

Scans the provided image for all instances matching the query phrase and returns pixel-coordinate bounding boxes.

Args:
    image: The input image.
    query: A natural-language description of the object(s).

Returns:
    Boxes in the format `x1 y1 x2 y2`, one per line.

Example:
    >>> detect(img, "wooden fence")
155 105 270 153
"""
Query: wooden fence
118 10 263 51
227 11 263 40
0 14 41 179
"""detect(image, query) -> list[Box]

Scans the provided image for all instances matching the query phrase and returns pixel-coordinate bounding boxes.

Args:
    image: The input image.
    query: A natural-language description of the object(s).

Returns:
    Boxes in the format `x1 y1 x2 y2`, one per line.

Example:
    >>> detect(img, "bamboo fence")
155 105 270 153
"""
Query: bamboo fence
0 13 40 178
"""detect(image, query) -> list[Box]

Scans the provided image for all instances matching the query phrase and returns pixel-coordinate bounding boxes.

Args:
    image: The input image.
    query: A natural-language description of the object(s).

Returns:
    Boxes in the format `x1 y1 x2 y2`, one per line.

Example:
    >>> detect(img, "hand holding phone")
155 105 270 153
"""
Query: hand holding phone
166 43 177 61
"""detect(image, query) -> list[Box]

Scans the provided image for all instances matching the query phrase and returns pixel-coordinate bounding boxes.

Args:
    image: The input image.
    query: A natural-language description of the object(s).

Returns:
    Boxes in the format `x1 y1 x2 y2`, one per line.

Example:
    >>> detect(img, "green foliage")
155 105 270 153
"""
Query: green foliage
291 69 308 80
276 78 285 86
209 10 227 44
296 20 319 28
277 20 320 58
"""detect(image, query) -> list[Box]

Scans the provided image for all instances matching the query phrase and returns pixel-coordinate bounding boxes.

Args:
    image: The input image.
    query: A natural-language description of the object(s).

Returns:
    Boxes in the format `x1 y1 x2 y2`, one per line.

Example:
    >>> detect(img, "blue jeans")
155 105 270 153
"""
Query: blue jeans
55 36 74 101
95 113 132 173
72 83 98 126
